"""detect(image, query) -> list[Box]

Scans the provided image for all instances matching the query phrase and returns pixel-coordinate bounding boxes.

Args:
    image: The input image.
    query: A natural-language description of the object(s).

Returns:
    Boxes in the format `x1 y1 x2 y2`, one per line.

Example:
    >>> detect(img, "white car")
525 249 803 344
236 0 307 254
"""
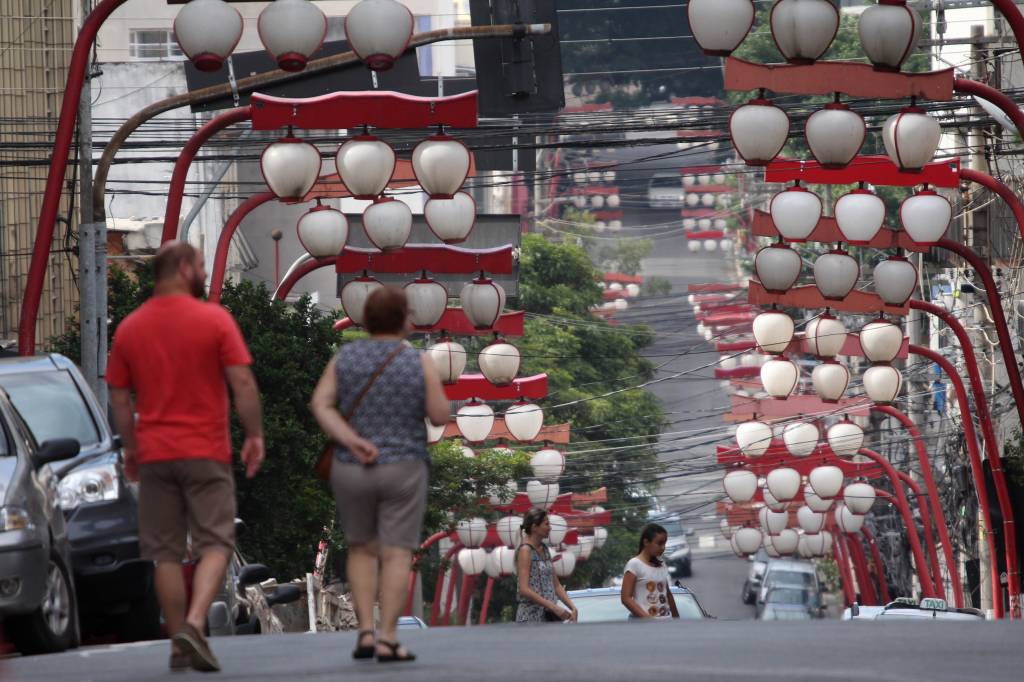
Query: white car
757 559 820 606
842 597 985 621
647 173 685 209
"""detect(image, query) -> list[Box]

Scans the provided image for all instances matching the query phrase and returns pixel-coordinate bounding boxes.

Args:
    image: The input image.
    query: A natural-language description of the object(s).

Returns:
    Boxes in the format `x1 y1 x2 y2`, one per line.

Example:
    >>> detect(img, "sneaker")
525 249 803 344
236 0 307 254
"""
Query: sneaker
173 623 221 673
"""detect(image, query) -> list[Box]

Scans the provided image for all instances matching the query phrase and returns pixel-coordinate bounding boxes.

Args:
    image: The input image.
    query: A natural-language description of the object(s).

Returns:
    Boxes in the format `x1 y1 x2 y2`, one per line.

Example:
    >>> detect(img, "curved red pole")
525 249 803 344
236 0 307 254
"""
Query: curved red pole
990 0 1024 54
832 531 856 606
858 448 937 597
456 574 478 625
441 561 461 626
894 470 946 602
861 527 891 604
161 105 253 244
429 544 461 627
874 404 963 607
478 577 496 625
911 299 1020 617
405 531 450 617
846 534 879 606
273 257 338 301
208 192 275 303
955 79 1024 147
18 0 132 354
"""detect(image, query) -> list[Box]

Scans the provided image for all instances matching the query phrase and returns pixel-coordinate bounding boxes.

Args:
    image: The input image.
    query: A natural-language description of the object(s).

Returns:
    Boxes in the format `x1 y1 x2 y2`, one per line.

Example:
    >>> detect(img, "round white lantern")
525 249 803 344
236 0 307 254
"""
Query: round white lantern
425 418 444 444
485 546 517 578
859 2 921 72
754 244 802 293
860 319 903 363
457 547 488 576
423 191 477 244
797 534 814 558
900 189 951 246
773 528 800 555
771 185 822 242
701 194 716 208
797 505 826 534
827 421 864 458
720 518 735 540
625 283 641 298
606 193 621 209
412 134 471 198
335 135 395 200
344 0 415 71
404 277 448 328
704 239 718 252
593 526 609 549
461 277 506 329
809 465 844 500
685 193 700 208
578 536 596 560
462 446 476 458
456 517 488 548
552 550 576 577
736 419 774 458
804 483 833 513
812 361 849 403
603 169 617 183
863 364 902 404
457 400 494 443
173 0 243 72
488 479 517 506
734 526 763 555
687 0 755 55
805 314 848 358
770 0 840 64
591 194 606 210
763 487 787 512
835 188 885 245
883 108 941 171
723 469 758 503
340 275 383 327
296 204 348 258
805 530 832 556
783 421 819 458
730 98 790 166
505 401 543 442
526 480 559 510
687 240 702 253
844 482 876 515
427 337 467 384
530 449 565 483
257 0 327 72
721 239 735 253
478 340 521 386
814 249 859 301
760 506 789 535
766 467 802 501
805 102 865 168
497 515 523 547
362 197 411 251
760 357 799 399
873 256 917 306
260 137 322 202
834 503 865 533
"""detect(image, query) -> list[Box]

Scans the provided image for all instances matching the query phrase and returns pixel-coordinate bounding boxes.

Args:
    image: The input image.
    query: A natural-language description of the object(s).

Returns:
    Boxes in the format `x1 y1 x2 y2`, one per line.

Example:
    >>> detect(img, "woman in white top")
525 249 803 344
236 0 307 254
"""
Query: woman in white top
620 523 680 619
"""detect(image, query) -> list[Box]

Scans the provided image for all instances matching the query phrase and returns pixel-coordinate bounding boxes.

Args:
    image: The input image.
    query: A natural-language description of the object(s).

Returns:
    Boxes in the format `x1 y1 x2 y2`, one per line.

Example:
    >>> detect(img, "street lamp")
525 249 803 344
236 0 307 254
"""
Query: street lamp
858 2 922 72
835 186 885 245
172 0 243 72
761 357 799 398
427 337 467 384
804 314 847 358
478 339 521 386
808 465 844 500
882 107 942 171
461 276 507 329
770 184 822 242
723 468 758 503
782 421 819 458
805 101 865 168
363 197 413 251
736 419 774 457
334 134 396 199
344 0 415 71
766 466 801 501
404 276 448 328
687 0 755 56
530 449 565 483
412 134 472 198
729 98 790 166
340 274 383 327
826 421 864 458
259 135 323 201
873 255 917 306
296 202 348 258
769 0 840 64
753 309 795 354
504 402 544 442
425 192 477 244
900 188 951 246
257 0 328 72
813 248 859 300
457 400 495 443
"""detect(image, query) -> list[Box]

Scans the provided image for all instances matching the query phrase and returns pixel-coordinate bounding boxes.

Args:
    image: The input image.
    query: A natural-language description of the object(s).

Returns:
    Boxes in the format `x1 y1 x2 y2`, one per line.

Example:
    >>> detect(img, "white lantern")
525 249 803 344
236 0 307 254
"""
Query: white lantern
834 503 865 533
827 421 864 458
461 277 506 329
685 193 700 208
526 480 559 510
723 469 758 503
859 2 921 72
607 194 621 209
797 534 813 558
860 319 903 363
834 188 885 245
335 135 396 200
552 550 576 577
687 240 702 253
425 418 444 444
760 358 799 399
427 338 467 384
804 530 832 556
296 204 348 258
783 421 819 458
504 402 543 442
496 515 523 547
704 239 718 252
422 191 477 245
734 526 763 555
478 340 521 386
257 0 327 72
805 315 847 358
805 102 865 169
736 420 774 458
173 0 243 72
754 244 802 293
769 0 840 64
362 197 411 251
456 517 488 548
721 239 734 253
873 256 917 306
900 189 951 246
344 0 414 70
700 194 715 208
457 400 494 443
770 185 822 242
609 220 623 232
591 194 606 209
603 169 617 182
804 483 833 512
730 98 790 166
863 364 902 404
457 547 488 576
593 526 609 549
404 277 448 328
463 446 477 459
487 479 517 506
720 519 734 540
340 275 383 327
546 514 569 546
760 506 790 535
625 283 641 298
814 249 859 301
809 465 844 499
797 505 826 534
763 487 787 513
687 0 755 55
766 467 802 501
485 546 517 578
844 482 876 515
773 528 800 555
260 137 322 202
883 108 941 171
412 135 472 198
530 449 565 483
812 361 849 403
609 282 624 293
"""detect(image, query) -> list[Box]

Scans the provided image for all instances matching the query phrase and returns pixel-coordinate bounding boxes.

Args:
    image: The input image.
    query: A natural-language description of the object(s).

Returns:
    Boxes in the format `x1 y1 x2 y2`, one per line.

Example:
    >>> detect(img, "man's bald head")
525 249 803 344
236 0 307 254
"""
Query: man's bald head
153 241 206 297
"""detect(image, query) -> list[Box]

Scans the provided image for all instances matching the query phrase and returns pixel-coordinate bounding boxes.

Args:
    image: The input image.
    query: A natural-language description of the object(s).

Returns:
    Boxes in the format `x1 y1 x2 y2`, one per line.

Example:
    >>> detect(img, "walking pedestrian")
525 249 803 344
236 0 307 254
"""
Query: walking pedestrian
620 523 679 619
515 508 577 623
107 241 265 672
310 286 449 663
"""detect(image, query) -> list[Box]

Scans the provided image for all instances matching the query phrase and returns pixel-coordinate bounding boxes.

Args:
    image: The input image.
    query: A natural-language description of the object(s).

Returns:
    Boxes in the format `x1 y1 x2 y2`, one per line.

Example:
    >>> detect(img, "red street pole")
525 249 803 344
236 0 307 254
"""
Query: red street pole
910 299 1020 616
832 531 856 606
273 257 338 301
874 404 964 607
862 526 891 604
208 192 275 303
846 534 879 606
990 0 1024 52
429 544 461 627
405 531 449 617
453 573 476 626
478 577 496 625
894 470 946 602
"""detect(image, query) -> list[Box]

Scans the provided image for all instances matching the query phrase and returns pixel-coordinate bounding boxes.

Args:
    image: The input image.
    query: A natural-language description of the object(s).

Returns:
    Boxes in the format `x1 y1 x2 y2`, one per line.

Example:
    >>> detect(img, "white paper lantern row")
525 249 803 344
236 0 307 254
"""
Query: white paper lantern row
769 0 840 65
456 400 494 443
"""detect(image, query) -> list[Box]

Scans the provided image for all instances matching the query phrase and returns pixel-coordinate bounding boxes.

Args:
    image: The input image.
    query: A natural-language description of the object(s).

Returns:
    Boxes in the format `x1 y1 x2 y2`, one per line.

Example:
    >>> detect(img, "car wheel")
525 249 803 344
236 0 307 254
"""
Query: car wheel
741 582 755 605
8 552 78 655
680 562 692 578
117 569 161 642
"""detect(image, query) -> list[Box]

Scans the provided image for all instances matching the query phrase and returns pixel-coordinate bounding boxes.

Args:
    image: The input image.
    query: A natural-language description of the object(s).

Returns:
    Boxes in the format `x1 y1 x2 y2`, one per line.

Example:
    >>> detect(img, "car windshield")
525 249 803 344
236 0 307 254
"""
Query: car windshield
766 570 815 588
649 176 681 189
574 592 704 622
0 371 100 449
767 588 810 605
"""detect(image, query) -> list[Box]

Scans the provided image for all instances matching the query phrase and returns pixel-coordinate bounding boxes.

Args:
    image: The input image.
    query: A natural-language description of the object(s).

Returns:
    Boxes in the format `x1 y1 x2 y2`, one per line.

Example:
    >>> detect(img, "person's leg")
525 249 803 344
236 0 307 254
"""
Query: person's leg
331 461 378 645
348 542 380 638
154 562 187 636
376 545 413 647
184 549 230 631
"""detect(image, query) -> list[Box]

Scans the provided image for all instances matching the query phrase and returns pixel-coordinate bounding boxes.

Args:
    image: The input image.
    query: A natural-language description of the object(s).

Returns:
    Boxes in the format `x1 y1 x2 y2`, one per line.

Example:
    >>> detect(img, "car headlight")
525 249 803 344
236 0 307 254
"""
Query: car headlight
59 464 119 509
0 506 35 532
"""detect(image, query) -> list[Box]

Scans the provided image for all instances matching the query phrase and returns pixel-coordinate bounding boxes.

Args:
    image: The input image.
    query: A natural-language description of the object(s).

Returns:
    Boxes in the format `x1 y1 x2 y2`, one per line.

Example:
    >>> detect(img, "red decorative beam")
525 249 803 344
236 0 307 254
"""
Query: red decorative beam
689 283 743 293
336 245 514 275
724 57 954 101
679 164 724 174
748 281 910 316
593 210 624 221
729 393 872 419
493 493 613 523
764 155 960 189
250 91 478 130
717 333 910 359
717 441 884 479
333 309 525 337
443 374 548 401
688 184 732 193
751 210 928 252
686 230 726 240
441 420 571 445
569 185 619 196
715 366 760 380
680 208 723 218
603 272 643 284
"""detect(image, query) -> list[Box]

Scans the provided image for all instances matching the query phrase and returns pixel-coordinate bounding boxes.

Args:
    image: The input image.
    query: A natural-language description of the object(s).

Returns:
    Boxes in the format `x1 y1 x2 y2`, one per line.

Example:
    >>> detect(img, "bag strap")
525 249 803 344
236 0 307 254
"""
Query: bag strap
343 344 405 421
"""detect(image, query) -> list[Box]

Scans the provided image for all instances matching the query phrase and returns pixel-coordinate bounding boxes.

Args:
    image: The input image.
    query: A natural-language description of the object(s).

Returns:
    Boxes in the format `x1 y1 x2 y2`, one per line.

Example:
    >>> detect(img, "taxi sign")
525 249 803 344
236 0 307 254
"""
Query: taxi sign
920 598 947 611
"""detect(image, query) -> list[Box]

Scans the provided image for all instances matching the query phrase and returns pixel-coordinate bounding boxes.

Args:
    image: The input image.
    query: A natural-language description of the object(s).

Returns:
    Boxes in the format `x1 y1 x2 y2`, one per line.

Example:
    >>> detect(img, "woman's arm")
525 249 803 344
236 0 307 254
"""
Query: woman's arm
420 354 451 426
309 358 378 464
620 570 651 618
552 572 577 621
666 585 680 618
516 547 568 617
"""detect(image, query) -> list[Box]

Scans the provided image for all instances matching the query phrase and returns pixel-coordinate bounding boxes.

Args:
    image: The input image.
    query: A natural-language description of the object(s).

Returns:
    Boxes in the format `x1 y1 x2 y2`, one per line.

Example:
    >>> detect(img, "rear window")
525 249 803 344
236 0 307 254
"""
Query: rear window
649 176 681 189
0 371 101 449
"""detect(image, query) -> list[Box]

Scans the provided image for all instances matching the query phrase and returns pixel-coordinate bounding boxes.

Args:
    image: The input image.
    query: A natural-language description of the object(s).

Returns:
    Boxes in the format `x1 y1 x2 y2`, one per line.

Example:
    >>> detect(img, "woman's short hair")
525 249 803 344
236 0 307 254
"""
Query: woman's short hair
521 508 549 536
363 286 408 335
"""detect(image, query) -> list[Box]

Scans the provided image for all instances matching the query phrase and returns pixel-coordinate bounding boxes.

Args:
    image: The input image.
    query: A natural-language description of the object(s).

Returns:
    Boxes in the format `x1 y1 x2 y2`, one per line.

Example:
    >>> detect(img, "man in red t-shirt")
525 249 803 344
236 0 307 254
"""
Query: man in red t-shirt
108 241 264 673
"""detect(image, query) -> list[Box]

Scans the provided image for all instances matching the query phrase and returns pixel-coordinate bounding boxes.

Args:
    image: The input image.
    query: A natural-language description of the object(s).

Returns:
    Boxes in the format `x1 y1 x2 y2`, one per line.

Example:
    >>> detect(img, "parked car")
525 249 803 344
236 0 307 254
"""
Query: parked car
757 586 822 621
0 354 157 641
757 559 820 606
566 585 711 622
842 597 985 622
207 538 302 637
397 616 428 630
647 172 686 209
742 548 769 605
0 386 82 654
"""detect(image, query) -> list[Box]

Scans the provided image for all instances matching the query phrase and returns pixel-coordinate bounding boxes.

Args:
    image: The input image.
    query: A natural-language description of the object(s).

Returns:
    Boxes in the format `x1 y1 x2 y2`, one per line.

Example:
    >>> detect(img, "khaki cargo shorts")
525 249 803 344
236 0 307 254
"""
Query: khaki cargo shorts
330 459 428 550
138 459 236 562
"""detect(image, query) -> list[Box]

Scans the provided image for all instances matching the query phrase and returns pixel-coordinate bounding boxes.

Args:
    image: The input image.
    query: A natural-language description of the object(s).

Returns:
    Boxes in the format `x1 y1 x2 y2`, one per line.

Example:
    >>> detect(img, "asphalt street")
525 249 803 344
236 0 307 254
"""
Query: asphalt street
6 621 1022 682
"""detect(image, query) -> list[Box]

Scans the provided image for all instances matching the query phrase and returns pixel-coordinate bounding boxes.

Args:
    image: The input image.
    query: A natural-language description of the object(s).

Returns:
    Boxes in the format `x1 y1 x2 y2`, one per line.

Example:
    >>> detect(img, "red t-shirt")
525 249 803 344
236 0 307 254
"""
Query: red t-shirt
106 294 252 464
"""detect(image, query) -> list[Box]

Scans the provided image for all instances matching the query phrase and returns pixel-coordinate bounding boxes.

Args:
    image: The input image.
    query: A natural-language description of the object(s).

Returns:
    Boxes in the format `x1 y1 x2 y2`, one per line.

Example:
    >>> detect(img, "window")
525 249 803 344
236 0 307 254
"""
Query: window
129 29 184 60
0 371 101 450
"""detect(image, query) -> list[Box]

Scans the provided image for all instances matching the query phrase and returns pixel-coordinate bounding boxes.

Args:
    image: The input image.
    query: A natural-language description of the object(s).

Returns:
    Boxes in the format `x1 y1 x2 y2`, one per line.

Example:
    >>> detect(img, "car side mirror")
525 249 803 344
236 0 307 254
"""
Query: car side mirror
850 602 860 617
238 563 271 587
234 518 247 537
34 438 80 469
111 434 123 450
266 584 302 607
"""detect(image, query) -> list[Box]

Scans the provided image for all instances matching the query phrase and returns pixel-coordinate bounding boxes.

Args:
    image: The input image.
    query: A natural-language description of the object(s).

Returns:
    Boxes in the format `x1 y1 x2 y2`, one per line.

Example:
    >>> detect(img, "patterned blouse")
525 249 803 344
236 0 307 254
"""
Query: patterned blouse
516 543 558 623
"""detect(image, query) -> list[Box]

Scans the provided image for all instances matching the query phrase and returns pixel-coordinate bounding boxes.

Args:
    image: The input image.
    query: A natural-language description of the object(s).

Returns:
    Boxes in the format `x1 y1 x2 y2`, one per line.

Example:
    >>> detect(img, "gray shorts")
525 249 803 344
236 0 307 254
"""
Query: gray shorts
330 459 428 549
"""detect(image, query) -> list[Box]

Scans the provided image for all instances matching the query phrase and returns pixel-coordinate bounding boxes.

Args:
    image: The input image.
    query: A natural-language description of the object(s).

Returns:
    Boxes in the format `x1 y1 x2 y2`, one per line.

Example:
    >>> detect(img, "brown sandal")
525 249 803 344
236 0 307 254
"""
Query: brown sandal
376 640 416 663
352 630 376 659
